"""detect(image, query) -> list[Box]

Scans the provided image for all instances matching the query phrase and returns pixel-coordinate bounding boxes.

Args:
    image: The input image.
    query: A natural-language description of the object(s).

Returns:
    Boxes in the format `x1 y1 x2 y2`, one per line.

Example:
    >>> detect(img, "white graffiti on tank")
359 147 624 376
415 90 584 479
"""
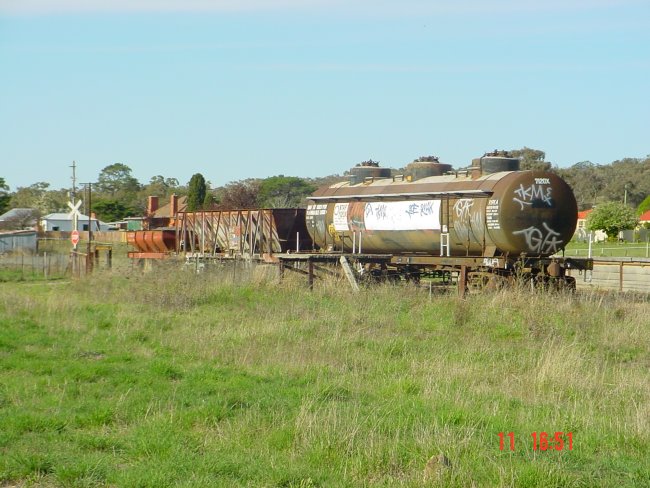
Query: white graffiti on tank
453 198 474 220
513 183 553 211
453 198 483 241
404 201 436 218
513 222 563 254
364 200 441 230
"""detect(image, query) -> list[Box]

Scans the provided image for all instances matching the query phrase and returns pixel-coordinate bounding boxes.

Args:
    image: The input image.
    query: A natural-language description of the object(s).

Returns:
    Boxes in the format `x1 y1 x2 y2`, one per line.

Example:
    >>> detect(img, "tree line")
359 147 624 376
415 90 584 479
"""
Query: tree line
1 149 648 232
0 163 331 225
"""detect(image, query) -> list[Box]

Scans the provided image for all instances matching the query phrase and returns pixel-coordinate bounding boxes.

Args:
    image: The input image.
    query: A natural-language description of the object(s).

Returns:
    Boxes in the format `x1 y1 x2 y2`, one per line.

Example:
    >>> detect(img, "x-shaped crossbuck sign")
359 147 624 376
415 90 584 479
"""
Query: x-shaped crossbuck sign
67 200 82 218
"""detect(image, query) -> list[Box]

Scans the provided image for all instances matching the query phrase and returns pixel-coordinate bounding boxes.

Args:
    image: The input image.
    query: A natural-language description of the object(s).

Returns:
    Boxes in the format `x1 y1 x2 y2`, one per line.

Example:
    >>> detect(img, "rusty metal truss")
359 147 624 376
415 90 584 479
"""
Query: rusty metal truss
175 209 310 258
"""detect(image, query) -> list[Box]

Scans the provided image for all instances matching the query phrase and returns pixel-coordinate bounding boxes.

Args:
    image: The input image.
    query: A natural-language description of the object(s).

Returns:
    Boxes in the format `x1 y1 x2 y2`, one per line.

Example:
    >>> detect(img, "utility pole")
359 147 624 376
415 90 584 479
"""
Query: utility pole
70 161 77 203
70 161 78 235
82 182 94 273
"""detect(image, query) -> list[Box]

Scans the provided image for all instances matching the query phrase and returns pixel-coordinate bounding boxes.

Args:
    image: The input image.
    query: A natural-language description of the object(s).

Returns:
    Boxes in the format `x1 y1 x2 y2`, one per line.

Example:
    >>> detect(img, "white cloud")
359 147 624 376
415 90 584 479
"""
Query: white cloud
0 0 644 15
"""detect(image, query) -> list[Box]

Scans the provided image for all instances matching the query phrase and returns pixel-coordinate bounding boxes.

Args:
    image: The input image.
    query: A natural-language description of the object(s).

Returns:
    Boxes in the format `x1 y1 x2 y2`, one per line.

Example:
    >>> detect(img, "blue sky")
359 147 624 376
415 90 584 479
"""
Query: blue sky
1 0 648 191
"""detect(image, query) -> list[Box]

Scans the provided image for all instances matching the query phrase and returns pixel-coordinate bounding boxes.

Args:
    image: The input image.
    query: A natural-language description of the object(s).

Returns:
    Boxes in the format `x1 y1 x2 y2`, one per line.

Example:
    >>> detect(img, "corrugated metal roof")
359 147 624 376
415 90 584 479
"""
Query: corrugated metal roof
42 213 99 221
577 209 592 220
0 208 36 220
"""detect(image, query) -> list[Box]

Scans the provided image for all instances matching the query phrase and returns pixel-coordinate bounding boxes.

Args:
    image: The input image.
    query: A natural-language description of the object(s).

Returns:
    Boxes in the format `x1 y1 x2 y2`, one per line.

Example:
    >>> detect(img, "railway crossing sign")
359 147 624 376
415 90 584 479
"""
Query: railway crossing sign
68 200 82 250
71 230 80 247
67 200 82 219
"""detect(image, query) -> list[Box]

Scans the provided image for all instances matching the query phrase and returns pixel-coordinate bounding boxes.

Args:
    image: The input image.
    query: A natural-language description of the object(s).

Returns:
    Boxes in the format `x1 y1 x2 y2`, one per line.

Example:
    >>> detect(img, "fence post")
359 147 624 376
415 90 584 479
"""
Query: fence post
619 262 624 292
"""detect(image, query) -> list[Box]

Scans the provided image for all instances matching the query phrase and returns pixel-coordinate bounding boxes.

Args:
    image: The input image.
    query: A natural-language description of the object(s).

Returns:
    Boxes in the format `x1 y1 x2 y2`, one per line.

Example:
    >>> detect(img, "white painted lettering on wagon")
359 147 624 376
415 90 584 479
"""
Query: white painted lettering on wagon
486 199 500 230
306 204 327 216
513 183 553 211
483 258 500 267
512 222 563 254
364 200 440 231
333 203 350 231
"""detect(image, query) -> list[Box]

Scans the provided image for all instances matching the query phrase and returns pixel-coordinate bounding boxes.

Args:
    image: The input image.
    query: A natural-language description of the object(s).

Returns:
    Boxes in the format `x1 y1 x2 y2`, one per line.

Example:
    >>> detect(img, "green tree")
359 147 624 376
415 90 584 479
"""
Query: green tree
305 173 347 191
556 161 605 210
96 163 141 196
141 175 180 200
637 195 650 216
510 147 552 171
0 177 10 214
587 201 639 240
215 179 261 209
8 182 67 214
93 199 129 222
258 176 316 208
96 164 142 216
591 157 650 208
202 190 215 209
187 173 207 212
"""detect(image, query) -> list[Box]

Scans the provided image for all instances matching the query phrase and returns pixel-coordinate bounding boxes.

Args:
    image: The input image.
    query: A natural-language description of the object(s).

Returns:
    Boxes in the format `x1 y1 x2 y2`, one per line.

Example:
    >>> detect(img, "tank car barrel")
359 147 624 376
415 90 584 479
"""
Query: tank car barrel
306 156 577 258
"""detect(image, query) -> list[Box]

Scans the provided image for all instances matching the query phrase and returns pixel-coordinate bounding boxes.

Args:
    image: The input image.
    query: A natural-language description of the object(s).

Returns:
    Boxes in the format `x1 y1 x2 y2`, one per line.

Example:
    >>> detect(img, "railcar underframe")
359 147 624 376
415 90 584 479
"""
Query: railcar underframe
273 252 593 296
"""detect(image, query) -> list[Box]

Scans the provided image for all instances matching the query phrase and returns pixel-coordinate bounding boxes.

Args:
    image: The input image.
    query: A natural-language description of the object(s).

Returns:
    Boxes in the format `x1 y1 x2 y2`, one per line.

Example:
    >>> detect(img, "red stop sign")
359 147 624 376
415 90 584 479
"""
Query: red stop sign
71 230 80 246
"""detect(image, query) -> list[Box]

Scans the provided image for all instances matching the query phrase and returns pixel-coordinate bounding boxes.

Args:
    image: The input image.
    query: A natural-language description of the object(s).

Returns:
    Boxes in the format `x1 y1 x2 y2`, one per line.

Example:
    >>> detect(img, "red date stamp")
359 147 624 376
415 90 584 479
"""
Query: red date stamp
498 432 573 451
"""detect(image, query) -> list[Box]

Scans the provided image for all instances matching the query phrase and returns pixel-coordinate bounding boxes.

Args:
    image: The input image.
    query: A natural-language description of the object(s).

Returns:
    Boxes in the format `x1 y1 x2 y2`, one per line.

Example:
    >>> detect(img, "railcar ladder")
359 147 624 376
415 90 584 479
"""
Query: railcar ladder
440 195 451 257
440 232 451 257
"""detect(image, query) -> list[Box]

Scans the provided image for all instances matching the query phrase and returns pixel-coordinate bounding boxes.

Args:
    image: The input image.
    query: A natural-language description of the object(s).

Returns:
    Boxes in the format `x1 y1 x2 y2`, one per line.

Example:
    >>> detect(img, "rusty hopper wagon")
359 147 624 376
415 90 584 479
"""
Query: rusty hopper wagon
304 152 591 290
129 209 311 259
176 208 311 257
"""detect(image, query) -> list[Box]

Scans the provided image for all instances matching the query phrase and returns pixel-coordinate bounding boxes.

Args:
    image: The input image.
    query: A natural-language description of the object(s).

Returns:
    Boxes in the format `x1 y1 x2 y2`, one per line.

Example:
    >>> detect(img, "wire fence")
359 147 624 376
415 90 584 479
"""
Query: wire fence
0 252 74 280
564 244 650 258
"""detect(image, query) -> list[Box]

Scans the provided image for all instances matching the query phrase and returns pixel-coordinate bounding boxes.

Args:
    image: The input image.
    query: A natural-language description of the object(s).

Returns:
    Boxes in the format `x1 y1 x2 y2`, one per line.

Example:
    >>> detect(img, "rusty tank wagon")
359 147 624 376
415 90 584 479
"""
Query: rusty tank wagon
126 151 591 292
305 152 590 290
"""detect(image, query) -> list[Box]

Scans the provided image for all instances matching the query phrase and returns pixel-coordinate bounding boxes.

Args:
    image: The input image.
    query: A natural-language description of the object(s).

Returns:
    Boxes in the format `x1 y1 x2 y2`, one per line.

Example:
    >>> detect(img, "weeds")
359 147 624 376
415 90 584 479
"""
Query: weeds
0 269 648 486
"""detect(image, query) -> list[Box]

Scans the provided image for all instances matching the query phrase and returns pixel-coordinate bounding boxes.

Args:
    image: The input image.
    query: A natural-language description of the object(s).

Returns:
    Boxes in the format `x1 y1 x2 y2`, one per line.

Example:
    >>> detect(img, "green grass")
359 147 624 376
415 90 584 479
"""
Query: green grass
0 267 68 283
564 240 650 258
0 270 648 487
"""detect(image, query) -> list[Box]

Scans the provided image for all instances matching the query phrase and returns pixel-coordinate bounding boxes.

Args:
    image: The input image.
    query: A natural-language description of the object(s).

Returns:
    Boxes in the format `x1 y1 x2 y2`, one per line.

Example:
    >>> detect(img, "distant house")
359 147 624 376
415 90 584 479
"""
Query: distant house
639 210 650 226
0 208 39 230
146 194 187 229
41 213 110 232
575 209 607 242
125 217 145 231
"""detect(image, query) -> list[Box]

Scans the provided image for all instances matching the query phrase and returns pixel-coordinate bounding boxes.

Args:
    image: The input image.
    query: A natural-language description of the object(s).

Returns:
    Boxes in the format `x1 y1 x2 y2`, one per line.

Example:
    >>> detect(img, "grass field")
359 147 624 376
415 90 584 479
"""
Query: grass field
564 240 650 258
0 268 649 487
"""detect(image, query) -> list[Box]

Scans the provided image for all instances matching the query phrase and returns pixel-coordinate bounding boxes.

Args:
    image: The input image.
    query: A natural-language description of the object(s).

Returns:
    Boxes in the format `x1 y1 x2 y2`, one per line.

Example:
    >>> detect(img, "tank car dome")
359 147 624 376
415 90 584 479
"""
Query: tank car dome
406 156 453 181
473 150 520 175
348 160 391 185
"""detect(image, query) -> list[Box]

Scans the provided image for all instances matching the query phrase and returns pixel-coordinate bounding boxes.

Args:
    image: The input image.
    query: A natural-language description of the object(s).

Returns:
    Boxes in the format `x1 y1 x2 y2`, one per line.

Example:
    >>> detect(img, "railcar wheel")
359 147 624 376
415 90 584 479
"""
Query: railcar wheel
468 272 508 292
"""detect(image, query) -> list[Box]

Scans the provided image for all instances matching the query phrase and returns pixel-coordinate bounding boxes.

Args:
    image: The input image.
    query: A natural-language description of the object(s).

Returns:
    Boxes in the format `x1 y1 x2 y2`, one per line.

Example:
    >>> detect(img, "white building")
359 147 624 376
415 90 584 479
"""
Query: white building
575 209 607 242
41 213 110 232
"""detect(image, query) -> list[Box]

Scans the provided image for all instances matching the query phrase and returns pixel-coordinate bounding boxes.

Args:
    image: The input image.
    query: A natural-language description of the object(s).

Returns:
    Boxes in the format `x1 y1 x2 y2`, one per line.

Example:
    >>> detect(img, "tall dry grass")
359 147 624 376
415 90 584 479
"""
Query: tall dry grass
0 265 648 486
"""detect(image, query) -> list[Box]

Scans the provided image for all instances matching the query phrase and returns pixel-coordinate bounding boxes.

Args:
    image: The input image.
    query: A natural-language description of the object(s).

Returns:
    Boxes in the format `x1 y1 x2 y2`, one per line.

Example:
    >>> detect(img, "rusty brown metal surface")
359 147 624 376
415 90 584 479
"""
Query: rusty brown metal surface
127 252 170 259
127 230 176 256
307 170 577 258
175 209 312 257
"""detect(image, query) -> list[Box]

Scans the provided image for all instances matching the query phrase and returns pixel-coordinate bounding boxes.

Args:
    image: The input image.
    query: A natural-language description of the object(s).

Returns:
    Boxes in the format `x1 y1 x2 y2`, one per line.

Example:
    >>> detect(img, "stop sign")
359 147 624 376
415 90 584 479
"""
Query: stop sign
71 230 80 247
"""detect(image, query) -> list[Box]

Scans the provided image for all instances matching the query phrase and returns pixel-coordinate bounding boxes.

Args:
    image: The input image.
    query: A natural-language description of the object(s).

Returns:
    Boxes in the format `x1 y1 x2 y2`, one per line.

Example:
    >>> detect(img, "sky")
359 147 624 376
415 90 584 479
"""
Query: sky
0 0 648 191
